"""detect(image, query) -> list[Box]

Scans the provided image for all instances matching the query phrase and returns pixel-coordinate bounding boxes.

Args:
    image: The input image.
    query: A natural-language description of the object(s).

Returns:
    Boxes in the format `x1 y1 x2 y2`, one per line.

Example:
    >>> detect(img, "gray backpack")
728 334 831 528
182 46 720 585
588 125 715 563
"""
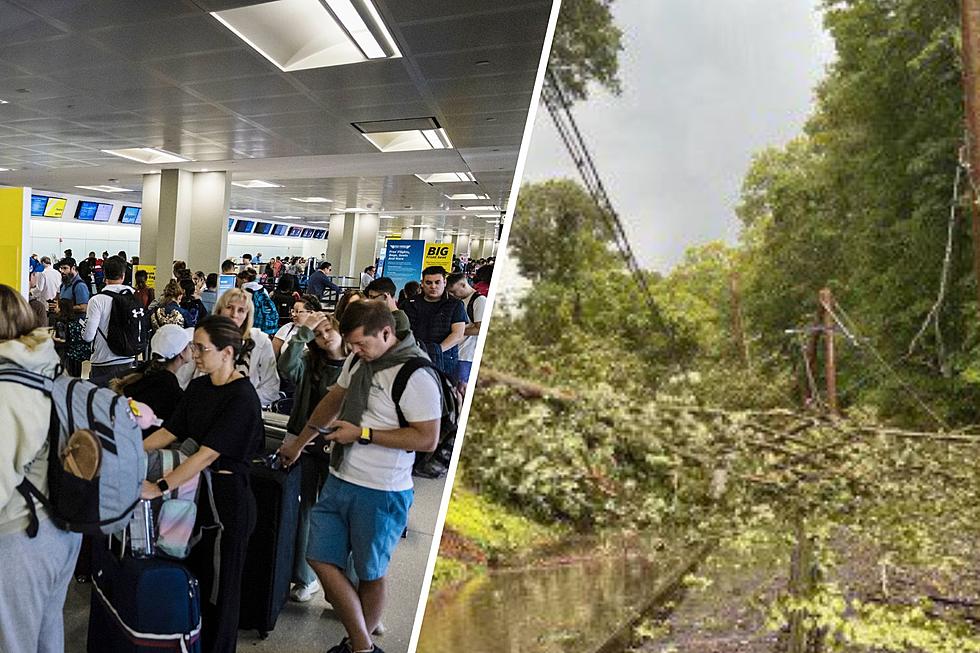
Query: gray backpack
0 367 146 537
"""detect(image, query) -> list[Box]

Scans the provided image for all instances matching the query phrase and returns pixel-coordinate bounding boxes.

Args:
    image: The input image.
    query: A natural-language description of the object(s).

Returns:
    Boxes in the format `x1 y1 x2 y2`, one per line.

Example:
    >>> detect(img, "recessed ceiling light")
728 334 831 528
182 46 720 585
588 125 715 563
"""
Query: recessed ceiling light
291 196 333 203
416 172 476 184
446 193 489 200
361 128 452 152
474 214 499 218
211 0 400 72
273 215 302 220
475 60 491 66
75 185 134 193
0 99 8 105
102 147 191 164
232 179 283 188
231 208 261 214
463 205 498 211
379 215 394 219
0 167 13 172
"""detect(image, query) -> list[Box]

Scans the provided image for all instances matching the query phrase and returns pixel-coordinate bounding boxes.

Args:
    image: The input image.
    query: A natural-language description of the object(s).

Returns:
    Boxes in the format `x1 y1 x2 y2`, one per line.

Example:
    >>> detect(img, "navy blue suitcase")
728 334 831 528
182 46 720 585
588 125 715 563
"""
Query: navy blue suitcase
238 461 301 638
87 537 202 652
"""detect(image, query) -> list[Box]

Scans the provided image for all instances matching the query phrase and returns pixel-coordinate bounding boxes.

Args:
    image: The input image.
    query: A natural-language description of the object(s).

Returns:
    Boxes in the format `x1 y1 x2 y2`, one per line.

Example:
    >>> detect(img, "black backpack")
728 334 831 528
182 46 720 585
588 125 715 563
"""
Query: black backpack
391 358 462 479
100 289 150 357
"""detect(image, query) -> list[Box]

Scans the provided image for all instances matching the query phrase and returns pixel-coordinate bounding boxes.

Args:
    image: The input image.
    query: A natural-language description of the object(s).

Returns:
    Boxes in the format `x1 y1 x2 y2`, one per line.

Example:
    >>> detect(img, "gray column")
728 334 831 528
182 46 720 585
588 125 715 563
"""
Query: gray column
140 170 230 276
333 212 380 280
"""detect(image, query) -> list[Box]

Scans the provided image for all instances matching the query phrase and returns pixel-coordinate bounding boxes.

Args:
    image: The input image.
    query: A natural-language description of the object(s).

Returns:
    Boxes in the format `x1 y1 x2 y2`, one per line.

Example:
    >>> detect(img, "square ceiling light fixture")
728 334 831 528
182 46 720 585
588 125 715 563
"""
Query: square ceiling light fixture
416 172 476 184
102 147 191 164
463 205 499 211
211 0 400 72
291 197 333 203
232 180 283 188
75 185 134 193
353 117 453 152
446 193 489 200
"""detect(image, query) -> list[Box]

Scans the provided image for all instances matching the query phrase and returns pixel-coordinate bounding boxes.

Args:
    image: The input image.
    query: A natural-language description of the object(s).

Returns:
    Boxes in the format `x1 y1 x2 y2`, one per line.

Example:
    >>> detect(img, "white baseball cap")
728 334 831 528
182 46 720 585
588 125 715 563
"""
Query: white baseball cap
150 324 192 360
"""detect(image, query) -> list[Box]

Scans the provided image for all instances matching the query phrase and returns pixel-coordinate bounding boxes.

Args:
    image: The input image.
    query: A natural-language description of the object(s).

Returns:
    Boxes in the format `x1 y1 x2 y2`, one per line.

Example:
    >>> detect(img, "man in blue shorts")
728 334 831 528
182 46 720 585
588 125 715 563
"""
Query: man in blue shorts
278 300 441 653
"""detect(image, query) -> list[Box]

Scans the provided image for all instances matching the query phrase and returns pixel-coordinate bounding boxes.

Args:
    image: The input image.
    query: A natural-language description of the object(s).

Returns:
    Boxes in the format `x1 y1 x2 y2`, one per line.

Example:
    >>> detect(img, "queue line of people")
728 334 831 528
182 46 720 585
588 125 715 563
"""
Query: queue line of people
4 249 495 653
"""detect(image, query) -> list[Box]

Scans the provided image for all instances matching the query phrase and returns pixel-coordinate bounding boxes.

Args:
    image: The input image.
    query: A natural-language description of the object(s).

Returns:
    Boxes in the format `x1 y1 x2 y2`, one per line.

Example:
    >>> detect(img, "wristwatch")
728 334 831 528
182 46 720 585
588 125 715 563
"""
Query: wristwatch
156 478 170 494
358 427 373 445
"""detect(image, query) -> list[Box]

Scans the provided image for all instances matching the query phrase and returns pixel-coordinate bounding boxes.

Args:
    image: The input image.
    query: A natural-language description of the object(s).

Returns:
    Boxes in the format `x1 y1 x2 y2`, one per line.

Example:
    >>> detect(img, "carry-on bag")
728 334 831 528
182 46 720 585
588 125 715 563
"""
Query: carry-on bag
237 458 301 638
87 533 202 653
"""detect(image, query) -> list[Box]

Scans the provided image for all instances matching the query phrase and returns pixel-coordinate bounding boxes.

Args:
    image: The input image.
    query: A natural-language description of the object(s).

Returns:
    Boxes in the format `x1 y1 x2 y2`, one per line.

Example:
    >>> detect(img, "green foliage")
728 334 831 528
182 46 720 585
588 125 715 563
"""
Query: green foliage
443 486 560 563
550 0 623 101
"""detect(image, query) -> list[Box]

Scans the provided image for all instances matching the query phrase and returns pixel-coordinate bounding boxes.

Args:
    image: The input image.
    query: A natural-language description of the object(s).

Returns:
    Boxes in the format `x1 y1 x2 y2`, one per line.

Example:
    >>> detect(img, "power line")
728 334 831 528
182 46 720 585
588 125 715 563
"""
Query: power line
542 69 676 345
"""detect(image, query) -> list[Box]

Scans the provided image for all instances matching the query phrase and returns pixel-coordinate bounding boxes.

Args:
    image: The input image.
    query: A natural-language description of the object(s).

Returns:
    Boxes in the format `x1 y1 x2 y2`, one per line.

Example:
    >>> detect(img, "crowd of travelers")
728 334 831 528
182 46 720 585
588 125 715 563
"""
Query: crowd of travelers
5 247 495 653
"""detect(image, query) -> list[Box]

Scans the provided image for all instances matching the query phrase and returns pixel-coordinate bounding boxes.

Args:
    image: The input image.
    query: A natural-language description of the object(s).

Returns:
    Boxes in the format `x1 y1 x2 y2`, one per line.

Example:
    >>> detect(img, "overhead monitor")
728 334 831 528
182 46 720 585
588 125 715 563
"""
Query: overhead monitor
30 195 49 216
287 226 303 237
312 229 327 239
272 224 289 236
233 219 255 233
43 197 67 218
76 201 112 222
301 228 314 238
120 206 142 224
254 221 273 235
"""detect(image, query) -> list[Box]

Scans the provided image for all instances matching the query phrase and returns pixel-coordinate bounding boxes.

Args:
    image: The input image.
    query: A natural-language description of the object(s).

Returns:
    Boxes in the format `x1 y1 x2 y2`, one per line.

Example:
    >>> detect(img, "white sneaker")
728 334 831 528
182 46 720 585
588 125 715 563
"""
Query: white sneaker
290 579 321 602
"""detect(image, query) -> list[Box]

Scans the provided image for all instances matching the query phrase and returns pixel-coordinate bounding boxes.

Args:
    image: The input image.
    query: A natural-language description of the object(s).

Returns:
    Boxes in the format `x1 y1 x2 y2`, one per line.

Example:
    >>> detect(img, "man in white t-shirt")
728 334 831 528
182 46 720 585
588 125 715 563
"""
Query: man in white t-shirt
82 256 140 386
447 272 486 390
278 300 440 653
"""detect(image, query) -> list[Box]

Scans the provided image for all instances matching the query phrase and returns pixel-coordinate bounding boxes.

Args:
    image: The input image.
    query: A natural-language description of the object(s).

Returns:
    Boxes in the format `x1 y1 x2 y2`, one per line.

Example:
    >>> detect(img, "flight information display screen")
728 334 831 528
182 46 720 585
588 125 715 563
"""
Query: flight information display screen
254 221 273 235
120 206 142 224
233 220 255 233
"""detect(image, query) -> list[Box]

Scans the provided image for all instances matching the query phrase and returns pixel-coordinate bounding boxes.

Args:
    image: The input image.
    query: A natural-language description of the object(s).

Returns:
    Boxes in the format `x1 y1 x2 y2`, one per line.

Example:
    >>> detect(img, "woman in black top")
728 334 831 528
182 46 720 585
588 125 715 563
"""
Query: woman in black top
141 315 263 653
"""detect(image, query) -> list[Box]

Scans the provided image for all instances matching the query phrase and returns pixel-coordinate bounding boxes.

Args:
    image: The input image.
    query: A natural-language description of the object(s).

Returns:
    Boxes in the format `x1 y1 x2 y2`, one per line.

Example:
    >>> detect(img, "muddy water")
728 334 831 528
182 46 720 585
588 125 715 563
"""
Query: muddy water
417 547 672 653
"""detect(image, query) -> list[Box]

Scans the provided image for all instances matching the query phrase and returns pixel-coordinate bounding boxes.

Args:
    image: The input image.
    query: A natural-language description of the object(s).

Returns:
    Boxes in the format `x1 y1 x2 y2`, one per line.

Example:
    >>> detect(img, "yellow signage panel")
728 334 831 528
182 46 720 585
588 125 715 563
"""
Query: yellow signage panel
135 264 156 289
423 242 454 272
43 197 66 218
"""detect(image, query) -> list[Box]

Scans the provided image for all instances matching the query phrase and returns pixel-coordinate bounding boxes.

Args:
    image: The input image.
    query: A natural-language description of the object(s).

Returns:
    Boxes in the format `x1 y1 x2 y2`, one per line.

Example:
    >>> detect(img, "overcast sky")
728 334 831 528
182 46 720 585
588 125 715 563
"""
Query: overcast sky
517 0 836 273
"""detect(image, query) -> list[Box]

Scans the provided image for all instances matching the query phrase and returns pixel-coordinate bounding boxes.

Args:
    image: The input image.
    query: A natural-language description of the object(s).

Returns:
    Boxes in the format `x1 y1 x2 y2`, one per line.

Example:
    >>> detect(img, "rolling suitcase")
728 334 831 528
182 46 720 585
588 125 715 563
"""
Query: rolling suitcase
238 459 301 638
87 534 202 652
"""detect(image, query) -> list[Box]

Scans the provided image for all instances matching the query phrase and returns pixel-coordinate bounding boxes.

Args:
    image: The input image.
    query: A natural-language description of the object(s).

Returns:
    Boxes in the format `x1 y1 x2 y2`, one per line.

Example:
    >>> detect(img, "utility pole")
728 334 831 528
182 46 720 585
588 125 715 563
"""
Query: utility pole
962 0 980 310
819 288 838 416
728 270 750 368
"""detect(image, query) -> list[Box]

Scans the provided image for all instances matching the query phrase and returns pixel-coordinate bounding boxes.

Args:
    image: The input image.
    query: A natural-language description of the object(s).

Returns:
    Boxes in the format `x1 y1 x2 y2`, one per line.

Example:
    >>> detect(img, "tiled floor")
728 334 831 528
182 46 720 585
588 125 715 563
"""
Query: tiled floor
64 475 446 653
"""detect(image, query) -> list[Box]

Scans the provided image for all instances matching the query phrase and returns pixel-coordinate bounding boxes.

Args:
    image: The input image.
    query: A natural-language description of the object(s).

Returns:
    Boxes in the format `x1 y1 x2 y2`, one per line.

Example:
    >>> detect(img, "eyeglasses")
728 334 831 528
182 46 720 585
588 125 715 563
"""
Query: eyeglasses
189 343 215 355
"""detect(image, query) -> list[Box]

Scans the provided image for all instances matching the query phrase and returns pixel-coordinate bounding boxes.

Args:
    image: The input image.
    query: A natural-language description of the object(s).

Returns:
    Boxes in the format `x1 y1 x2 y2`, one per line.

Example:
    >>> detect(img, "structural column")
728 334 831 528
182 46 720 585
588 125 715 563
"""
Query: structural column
0 187 30 295
140 170 230 277
330 212 380 281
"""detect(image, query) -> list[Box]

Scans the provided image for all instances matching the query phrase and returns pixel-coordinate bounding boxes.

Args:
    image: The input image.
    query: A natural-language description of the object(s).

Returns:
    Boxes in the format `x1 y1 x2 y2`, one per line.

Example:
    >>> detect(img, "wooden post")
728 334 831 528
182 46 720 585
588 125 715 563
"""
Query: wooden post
729 270 750 368
819 288 838 416
964 0 980 312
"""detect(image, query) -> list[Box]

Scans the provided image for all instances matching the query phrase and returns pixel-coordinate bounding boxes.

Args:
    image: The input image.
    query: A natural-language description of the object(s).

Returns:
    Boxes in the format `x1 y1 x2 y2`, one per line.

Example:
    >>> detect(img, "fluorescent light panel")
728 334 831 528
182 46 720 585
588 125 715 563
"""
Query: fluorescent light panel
232 180 283 188
463 205 498 211
446 193 489 200
230 208 261 214
75 185 133 193
362 128 452 153
273 215 302 220
102 147 191 164
291 197 333 203
416 172 476 184
211 0 399 73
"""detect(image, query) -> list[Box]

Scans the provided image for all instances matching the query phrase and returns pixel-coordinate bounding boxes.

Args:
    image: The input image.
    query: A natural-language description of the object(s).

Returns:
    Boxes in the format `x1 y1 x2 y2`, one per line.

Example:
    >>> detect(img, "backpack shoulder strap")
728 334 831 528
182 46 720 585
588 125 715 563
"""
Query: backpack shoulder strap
0 367 52 394
467 293 478 322
391 358 438 428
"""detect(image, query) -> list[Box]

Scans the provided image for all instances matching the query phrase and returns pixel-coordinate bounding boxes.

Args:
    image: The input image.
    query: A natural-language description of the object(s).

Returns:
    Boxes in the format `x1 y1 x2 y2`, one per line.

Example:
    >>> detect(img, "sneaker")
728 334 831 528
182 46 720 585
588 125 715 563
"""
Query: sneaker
290 579 321 602
372 622 386 636
325 638 350 653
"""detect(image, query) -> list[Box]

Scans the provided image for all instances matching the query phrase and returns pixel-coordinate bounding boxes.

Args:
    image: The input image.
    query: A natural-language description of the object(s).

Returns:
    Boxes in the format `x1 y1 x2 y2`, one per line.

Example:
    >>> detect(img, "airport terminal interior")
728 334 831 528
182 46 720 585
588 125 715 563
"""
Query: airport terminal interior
0 1 555 652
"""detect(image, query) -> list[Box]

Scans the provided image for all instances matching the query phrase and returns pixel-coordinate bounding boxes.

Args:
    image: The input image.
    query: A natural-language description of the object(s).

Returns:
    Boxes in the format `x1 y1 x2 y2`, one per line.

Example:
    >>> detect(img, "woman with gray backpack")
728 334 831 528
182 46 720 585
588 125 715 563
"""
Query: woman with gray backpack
0 284 82 653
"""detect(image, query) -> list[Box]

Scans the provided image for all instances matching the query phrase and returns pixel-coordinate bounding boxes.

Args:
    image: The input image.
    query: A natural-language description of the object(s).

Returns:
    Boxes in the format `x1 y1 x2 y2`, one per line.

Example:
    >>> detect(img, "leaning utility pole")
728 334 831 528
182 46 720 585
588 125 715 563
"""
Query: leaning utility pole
962 0 980 309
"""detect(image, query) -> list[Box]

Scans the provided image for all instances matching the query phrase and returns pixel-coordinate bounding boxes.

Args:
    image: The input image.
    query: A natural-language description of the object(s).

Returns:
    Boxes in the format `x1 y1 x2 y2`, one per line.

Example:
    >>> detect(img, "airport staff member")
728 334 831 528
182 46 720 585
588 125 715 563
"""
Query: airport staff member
278 300 441 653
